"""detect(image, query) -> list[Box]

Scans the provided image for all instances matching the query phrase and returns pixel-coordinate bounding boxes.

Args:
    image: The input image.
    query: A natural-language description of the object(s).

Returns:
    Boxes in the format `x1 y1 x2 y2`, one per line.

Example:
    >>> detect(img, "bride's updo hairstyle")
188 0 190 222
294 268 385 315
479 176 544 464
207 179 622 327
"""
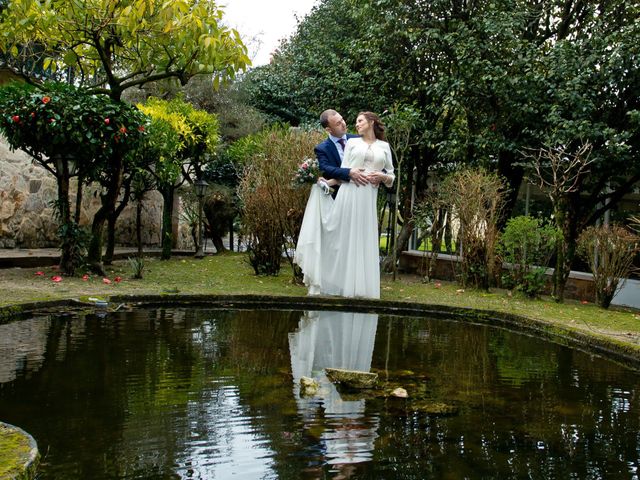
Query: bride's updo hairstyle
358 111 386 140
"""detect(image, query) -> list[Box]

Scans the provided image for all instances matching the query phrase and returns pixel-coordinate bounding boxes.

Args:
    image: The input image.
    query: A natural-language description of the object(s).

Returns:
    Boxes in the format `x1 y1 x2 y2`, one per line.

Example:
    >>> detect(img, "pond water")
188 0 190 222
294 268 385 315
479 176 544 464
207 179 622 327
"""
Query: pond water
0 307 638 479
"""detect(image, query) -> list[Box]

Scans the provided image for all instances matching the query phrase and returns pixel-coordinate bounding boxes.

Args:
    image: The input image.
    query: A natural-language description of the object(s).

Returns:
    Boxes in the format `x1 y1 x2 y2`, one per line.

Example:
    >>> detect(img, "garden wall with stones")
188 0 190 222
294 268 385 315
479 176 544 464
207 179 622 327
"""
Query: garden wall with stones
0 138 194 250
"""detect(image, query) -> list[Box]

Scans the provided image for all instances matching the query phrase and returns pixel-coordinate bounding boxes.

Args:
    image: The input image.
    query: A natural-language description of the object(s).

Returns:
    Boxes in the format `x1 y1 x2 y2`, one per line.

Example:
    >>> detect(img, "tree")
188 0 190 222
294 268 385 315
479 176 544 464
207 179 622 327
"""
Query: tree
242 0 640 262
237 127 324 278
577 225 640 309
439 168 506 290
381 104 425 277
137 96 220 259
0 0 249 272
0 81 146 274
526 143 595 301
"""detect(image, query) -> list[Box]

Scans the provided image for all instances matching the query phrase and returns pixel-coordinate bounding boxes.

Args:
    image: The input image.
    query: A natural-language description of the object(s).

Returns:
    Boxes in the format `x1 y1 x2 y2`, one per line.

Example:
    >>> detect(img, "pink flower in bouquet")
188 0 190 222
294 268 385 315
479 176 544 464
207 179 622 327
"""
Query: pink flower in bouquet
294 158 320 185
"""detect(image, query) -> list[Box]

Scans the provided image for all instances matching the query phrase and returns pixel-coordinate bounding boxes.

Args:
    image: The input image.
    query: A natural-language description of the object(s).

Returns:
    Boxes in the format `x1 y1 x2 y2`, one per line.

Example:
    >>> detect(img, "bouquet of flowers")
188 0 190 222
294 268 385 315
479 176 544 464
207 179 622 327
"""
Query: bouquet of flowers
293 157 321 185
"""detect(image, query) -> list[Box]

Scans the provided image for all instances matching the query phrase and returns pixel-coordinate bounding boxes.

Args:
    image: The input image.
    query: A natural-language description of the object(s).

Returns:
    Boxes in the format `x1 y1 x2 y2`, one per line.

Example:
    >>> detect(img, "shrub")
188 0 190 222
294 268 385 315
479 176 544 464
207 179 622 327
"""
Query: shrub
577 224 640 308
203 184 238 253
439 168 506 290
498 216 558 297
237 127 324 277
127 256 145 279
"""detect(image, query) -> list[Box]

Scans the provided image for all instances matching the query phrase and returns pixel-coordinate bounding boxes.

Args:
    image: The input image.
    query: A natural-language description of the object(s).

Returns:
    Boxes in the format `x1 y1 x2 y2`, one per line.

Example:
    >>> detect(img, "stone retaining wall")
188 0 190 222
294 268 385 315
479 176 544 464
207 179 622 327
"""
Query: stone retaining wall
0 138 194 249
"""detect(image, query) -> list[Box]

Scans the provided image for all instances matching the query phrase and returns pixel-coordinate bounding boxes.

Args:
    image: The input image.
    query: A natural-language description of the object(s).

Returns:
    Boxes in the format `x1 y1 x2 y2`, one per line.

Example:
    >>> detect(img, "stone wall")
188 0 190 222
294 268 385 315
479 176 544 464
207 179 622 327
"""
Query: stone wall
0 138 194 250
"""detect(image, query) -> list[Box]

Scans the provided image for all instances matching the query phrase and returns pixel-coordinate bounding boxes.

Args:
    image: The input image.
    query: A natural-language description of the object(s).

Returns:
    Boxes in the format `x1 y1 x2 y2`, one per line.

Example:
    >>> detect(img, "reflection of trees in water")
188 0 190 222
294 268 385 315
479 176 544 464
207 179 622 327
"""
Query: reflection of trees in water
0 316 52 383
1 309 638 479
371 316 640 479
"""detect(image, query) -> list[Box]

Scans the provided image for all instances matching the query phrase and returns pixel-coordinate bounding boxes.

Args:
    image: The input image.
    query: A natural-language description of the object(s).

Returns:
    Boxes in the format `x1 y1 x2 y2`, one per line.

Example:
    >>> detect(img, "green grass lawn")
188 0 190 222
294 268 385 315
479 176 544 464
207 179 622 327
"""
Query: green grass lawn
1 251 638 351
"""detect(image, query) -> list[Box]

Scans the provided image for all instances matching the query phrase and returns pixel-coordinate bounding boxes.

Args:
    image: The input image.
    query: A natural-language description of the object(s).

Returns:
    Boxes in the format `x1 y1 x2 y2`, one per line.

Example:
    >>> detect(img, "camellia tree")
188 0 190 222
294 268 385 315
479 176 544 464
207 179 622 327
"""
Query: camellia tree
137 96 220 259
0 0 249 272
0 81 147 275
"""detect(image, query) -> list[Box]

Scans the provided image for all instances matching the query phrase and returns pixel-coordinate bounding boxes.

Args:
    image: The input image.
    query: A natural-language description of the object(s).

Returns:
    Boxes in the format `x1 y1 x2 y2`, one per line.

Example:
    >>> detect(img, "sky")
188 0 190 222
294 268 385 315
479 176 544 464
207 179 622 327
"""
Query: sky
221 0 318 67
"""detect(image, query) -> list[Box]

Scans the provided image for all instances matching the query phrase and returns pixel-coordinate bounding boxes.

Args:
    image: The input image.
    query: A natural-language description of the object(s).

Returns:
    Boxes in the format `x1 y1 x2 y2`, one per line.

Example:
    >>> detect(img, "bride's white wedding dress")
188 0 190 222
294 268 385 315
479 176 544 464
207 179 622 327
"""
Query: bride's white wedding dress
294 138 394 299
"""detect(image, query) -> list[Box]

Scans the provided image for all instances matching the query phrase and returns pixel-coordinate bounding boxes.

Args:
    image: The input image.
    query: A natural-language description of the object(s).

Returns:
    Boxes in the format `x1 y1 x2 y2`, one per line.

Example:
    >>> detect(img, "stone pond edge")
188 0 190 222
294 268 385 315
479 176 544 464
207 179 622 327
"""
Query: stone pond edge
0 422 39 480
1 294 639 371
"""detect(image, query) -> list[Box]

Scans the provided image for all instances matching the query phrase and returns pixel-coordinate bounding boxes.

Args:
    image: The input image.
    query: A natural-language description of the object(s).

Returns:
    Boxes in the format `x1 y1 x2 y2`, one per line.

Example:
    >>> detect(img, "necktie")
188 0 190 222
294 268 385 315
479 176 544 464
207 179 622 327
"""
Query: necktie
337 138 346 151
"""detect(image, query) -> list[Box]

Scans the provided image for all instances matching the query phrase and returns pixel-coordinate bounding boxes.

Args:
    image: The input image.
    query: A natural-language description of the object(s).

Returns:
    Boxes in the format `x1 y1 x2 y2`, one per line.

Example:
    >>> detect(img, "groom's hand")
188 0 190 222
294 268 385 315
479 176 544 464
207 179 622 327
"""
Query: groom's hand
348 168 369 186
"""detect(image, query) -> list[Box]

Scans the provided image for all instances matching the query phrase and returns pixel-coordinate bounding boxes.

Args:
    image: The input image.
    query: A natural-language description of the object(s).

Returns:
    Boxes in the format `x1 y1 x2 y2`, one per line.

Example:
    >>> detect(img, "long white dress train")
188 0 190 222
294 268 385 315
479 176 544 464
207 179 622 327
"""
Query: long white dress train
294 138 394 299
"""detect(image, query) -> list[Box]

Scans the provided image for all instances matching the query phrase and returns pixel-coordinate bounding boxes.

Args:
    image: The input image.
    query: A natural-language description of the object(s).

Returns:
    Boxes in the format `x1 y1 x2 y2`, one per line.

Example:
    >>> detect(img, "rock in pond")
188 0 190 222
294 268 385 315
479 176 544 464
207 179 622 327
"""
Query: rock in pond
299 376 320 396
391 387 408 398
324 368 378 389
411 401 459 416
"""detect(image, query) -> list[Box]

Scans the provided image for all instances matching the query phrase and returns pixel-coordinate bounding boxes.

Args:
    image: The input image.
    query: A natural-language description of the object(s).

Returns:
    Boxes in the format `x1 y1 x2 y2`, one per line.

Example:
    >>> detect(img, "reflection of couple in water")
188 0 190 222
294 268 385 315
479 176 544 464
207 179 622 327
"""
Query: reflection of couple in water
289 310 379 477
290 109 390 476
294 110 394 300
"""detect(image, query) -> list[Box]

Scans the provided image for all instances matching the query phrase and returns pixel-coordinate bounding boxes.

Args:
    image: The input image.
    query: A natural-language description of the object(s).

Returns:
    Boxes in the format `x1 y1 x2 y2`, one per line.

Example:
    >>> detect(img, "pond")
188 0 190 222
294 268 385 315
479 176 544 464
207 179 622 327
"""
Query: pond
0 307 638 479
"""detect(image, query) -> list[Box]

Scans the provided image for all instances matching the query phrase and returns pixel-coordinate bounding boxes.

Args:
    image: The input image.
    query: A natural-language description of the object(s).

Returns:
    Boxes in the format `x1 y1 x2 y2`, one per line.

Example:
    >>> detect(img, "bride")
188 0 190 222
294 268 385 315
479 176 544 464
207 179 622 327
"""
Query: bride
294 111 395 299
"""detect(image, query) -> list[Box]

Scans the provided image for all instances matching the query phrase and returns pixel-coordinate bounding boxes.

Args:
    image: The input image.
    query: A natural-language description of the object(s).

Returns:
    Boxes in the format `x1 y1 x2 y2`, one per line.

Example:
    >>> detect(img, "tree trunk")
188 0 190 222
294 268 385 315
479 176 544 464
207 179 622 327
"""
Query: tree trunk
497 149 524 229
87 153 124 275
55 156 74 275
552 200 578 302
104 215 117 265
74 173 83 224
87 207 108 276
104 179 132 265
381 218 414 273
211 235 226 253
136 199 144 258
160 185 175 260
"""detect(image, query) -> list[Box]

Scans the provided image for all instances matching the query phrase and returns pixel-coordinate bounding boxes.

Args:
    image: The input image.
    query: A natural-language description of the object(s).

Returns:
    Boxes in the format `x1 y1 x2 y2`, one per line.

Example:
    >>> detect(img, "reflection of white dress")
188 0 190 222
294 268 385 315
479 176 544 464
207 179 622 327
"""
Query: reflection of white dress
294 138 394 299
288 311 379 465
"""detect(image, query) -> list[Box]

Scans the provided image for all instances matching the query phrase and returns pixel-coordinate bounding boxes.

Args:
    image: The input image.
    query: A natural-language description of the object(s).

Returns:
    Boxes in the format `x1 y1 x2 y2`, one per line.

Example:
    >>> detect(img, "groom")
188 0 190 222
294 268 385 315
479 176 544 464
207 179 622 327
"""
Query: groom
316 109 369 188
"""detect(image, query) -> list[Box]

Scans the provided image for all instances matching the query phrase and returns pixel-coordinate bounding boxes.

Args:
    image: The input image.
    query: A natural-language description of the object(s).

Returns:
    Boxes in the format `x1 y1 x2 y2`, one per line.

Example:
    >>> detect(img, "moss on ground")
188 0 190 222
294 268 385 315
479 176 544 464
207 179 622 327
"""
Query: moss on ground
0 423 39 480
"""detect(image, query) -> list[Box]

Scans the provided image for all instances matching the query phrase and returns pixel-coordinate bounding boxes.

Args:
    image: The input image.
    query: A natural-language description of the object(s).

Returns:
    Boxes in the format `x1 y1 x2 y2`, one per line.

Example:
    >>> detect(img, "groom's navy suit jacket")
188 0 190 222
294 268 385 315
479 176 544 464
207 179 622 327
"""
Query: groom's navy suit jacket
315 133 360 183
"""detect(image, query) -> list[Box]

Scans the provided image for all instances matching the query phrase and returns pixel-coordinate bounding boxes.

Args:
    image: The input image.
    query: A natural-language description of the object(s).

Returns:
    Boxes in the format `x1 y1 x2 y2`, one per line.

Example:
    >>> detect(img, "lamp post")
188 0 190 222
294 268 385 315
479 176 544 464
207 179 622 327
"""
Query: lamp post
194 178 208 259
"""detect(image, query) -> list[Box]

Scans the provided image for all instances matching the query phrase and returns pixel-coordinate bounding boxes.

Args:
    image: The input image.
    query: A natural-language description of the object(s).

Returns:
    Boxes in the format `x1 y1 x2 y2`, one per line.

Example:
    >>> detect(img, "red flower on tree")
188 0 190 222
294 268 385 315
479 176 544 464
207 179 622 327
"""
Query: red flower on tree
11 115 20 123
104 118 110 125
42 96 51 104
119 126 127 134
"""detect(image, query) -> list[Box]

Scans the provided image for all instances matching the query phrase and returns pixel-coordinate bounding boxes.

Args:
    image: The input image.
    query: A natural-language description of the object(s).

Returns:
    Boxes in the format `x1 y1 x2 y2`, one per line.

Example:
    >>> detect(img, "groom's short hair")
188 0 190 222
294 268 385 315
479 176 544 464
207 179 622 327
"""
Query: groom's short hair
320 109 338 128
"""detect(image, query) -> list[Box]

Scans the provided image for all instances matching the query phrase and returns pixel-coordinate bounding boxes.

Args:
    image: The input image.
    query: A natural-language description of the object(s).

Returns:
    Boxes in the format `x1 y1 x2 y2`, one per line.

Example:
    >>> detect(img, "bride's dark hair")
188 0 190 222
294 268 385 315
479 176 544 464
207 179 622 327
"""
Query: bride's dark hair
358 111 386 140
